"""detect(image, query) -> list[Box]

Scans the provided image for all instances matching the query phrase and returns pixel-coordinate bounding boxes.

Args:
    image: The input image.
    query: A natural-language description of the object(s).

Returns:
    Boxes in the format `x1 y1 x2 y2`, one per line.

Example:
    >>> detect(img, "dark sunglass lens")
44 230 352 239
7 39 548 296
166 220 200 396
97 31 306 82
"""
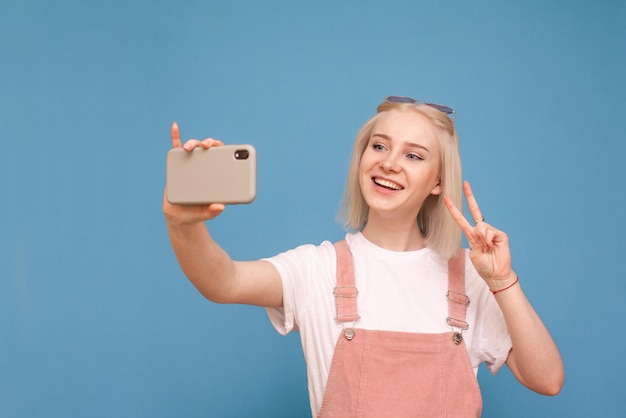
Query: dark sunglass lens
427 103 454 114
385 96 417 103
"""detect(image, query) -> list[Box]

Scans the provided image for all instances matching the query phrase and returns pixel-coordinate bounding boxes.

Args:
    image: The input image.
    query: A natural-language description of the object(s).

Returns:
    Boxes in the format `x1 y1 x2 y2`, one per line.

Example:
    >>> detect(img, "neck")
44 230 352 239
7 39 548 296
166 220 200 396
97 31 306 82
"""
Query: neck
361 212 425 252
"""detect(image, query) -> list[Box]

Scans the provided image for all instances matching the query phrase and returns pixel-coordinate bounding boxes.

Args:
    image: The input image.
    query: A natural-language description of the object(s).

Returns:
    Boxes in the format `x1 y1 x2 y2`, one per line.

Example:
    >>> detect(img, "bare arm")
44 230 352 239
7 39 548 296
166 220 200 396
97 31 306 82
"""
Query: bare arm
491 279 564 395
444 181 565 396
163 122 283 307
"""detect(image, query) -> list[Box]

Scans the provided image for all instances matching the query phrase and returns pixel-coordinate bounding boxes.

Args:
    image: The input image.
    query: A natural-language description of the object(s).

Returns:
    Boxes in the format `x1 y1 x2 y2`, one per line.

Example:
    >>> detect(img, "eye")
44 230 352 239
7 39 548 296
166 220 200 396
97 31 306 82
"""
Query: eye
406 153 424 161
372 143 387 152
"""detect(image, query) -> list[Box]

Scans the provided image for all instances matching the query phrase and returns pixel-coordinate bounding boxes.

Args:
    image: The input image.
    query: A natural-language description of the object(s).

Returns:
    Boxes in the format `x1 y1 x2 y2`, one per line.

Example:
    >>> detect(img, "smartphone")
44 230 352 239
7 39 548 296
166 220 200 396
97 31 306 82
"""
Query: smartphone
166 145 257 205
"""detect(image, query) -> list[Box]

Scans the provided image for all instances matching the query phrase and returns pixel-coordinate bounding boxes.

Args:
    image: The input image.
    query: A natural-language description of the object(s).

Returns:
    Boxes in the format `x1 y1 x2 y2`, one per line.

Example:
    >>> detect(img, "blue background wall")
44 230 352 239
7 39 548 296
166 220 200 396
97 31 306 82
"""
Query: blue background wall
1 1 625 417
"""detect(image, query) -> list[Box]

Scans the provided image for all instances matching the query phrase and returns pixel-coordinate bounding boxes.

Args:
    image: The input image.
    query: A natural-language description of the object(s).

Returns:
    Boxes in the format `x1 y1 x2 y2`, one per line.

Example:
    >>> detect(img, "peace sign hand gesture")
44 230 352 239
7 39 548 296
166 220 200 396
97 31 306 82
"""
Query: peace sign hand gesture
444 181 518 292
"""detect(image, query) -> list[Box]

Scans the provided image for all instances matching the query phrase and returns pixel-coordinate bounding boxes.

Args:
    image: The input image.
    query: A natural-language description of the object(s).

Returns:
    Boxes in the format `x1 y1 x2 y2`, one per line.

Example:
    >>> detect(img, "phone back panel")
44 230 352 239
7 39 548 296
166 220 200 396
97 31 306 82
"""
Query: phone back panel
166 145 257 204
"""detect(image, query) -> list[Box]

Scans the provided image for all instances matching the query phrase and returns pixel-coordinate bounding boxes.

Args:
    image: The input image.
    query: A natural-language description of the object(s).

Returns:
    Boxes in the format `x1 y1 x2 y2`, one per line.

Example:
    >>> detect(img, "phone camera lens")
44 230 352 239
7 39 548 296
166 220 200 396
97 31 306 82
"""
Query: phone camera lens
235 149 249 160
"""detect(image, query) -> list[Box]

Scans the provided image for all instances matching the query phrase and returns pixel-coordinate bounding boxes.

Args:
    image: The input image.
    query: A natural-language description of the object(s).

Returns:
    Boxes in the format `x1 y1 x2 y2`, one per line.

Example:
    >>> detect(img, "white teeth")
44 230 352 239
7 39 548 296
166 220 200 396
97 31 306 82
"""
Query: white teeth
374 178 403 190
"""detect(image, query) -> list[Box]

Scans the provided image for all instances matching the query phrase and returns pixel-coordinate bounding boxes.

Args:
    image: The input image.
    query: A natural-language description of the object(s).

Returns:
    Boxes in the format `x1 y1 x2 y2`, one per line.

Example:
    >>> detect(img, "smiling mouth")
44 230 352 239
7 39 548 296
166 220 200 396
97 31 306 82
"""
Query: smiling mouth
373 177 404 191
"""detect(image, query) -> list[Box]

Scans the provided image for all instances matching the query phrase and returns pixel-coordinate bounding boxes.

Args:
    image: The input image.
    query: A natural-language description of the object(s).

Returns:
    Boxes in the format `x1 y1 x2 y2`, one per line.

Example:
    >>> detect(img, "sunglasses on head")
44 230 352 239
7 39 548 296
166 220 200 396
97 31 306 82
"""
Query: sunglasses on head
384 96 455 120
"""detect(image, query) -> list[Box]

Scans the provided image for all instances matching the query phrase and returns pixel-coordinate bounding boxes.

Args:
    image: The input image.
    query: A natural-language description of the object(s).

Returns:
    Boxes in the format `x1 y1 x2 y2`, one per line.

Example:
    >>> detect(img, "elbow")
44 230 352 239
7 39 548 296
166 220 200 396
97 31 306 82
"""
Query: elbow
544 373 565 396
537 383 563 397
530 370 565 396
545 362 566 396
509 348 565 396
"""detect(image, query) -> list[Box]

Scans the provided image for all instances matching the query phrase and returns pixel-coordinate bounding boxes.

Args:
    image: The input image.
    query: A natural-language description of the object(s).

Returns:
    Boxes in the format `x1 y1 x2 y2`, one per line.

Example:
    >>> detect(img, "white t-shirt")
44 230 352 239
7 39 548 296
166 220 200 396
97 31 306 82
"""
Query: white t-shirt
265 232 512 416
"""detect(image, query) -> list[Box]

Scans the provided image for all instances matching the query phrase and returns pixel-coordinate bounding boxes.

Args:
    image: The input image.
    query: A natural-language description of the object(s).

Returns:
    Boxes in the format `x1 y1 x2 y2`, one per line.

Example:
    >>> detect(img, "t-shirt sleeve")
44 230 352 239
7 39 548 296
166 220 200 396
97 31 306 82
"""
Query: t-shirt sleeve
264 257 297 336
263 241 335 336
478 293 512 375
471 280 513 374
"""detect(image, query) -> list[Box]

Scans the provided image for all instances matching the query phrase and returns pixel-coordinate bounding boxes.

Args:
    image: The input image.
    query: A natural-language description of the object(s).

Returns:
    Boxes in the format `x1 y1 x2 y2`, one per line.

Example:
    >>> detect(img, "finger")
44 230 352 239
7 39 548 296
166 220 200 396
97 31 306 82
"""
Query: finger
195 203 227 221
464 181 485 225
199 138 224 149
182 139 202 151
443 195 474 237
475 223 507 253
206 203 226 217
182 138 223 151
479 228 494 252
171 122 182 148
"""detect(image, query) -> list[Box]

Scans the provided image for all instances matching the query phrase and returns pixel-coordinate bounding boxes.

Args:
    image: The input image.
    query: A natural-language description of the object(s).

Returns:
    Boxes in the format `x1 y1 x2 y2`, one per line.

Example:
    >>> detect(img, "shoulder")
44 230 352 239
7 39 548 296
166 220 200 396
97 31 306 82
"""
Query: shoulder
263 237 344 276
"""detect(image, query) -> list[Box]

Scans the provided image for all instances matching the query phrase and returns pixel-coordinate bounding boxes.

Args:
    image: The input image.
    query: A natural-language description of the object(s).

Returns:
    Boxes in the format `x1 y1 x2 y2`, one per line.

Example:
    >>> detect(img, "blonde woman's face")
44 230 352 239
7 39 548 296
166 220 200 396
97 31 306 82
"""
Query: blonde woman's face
359 110 442 223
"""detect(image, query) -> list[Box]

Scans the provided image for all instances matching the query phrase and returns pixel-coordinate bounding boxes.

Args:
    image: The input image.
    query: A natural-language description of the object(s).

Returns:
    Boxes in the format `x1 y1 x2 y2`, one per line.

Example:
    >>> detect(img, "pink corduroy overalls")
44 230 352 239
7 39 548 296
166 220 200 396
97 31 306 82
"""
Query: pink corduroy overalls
317 240 482 418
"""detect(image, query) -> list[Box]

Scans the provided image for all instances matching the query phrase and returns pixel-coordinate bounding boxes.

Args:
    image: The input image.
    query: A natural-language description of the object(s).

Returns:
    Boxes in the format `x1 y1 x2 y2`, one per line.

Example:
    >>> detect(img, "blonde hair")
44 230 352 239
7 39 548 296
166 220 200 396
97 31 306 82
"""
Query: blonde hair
338 101 463 260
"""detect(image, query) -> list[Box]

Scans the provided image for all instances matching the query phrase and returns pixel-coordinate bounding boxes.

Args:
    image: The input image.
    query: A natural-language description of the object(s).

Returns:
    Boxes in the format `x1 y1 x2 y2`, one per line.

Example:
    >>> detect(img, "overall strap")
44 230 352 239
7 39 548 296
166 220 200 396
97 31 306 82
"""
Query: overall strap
446 248 469 333
333 240 360 323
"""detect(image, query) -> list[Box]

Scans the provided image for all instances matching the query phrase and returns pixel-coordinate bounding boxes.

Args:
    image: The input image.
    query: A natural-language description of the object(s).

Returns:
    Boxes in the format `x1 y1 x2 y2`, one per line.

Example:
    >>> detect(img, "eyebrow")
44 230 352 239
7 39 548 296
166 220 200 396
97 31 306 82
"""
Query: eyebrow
371 133 431 153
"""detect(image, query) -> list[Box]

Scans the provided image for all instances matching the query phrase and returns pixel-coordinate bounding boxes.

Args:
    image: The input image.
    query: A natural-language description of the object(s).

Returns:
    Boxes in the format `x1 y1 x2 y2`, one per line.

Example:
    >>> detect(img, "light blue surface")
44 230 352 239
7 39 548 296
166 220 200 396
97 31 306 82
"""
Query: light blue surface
1 1 625 416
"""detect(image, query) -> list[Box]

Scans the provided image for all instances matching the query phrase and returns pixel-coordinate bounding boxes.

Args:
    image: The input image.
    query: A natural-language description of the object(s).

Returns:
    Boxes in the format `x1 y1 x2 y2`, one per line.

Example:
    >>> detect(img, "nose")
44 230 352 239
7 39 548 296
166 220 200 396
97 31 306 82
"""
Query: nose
379 153 400 172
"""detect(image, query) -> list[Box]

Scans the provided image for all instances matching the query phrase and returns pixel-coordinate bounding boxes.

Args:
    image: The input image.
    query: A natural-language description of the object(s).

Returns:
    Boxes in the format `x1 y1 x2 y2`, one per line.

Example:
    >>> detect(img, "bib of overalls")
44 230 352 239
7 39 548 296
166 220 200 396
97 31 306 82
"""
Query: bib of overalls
317 240 482 418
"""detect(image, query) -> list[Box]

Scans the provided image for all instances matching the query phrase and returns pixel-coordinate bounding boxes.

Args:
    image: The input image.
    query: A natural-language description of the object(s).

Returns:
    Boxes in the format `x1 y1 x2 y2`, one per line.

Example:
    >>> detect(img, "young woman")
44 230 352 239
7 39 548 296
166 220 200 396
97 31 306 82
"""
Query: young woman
163 97 564 417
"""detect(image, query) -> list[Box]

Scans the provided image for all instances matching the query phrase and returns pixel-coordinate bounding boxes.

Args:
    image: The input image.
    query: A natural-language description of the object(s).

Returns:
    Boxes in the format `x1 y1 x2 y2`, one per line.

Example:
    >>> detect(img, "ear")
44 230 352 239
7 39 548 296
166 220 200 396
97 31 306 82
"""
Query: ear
430 179 442 196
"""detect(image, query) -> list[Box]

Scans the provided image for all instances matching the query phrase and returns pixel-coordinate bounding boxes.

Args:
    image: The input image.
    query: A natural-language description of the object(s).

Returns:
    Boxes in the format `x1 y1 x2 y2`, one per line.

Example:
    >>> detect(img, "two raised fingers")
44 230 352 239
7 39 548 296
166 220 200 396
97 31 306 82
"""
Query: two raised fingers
444 181 485 232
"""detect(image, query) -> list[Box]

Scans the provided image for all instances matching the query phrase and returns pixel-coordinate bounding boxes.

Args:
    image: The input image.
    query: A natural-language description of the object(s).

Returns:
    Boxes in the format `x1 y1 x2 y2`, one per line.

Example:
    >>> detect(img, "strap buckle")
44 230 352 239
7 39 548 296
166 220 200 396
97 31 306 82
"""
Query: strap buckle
446 290 470 306
446 317 469 331
333 286 361 322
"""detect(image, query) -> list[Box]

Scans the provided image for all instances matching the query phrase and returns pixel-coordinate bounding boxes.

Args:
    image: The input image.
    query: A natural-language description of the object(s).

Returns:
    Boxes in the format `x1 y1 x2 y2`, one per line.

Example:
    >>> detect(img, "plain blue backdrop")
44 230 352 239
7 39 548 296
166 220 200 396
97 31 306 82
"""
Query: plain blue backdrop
1 1 625 417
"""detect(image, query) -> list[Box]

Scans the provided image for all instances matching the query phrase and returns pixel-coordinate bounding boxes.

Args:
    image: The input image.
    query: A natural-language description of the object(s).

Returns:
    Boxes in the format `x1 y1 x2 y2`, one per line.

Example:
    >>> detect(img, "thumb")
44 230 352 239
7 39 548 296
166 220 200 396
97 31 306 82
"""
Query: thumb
202 203 226 220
